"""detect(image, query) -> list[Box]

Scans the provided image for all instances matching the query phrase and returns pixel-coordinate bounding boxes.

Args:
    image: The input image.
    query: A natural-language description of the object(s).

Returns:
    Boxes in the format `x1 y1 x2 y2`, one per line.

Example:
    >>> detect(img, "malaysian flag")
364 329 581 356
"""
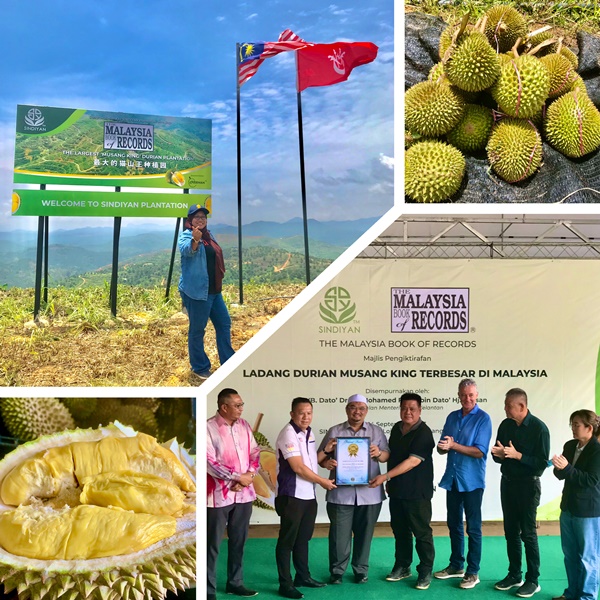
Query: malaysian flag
238 29 311 86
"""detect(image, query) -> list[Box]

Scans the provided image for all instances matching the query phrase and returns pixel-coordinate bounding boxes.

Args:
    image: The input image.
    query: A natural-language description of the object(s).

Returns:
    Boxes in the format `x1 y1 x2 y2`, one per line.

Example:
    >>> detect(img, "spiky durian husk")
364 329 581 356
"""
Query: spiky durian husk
447 104 494 152
428 62 446 84
405 141 466 203
527 29 553 49
121 399 162 413
253 497 275 511
547 43 579 70
61 398 97 420
544 89 600 158
253 431 272 449
492 55 550 119
405 81 466 137
0 425 196 600
484 5 528 53
539 54 578 99
445 32 501 92
0 540 196 600
439 22 476 59
0 399 75 441
487 118 543 182
78 399 159 437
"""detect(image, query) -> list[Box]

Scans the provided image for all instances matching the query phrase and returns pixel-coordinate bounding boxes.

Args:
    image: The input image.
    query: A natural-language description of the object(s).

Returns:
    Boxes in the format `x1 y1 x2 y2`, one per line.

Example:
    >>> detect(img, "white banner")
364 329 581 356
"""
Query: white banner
207 259 600 524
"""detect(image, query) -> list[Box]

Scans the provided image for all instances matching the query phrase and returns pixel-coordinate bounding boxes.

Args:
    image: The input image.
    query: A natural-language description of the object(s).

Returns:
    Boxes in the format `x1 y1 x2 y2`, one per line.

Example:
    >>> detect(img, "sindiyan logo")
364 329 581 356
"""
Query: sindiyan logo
319 286 356 324
24 108 44 127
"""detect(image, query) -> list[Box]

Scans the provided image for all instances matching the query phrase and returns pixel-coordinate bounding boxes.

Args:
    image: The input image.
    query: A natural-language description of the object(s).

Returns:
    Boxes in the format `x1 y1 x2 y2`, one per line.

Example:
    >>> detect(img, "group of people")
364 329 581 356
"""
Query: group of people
207 380 600 600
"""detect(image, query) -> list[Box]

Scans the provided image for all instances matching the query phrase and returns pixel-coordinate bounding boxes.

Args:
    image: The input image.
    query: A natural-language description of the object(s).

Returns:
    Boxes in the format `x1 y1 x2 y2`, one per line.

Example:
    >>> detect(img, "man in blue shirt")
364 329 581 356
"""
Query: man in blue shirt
434 378 492 590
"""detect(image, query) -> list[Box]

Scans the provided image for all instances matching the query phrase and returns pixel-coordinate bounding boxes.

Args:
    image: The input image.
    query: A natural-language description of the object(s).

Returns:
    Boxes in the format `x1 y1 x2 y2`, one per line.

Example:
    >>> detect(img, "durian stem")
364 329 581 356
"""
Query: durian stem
529 38 555 56
253 413 264 433
511 39 521 58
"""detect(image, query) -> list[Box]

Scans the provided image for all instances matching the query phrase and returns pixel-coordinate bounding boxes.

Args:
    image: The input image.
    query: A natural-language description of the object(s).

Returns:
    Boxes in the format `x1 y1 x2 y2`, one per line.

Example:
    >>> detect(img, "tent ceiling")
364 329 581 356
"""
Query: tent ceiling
360 215 600 259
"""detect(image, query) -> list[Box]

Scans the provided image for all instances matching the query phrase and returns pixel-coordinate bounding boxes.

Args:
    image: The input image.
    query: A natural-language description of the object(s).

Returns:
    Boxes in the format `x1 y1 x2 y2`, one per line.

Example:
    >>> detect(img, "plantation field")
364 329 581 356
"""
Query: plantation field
407 0 600 33
0 282 304 387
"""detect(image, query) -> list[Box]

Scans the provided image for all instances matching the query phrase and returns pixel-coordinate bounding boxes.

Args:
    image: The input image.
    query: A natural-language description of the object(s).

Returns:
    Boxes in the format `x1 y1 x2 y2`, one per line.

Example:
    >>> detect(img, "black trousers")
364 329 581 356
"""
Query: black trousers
275 495 318 587
389 497 435 576
207 502 253 595
500 477 541 584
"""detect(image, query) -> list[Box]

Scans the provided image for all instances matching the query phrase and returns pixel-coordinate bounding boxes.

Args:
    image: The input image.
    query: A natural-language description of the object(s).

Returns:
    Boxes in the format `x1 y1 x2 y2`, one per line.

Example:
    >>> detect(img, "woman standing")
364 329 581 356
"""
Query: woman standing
552 409 600 600
178 204 234 379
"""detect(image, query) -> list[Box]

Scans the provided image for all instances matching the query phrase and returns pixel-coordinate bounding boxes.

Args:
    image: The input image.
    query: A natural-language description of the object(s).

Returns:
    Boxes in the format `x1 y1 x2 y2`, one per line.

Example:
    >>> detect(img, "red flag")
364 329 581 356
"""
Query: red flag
296 42 378 92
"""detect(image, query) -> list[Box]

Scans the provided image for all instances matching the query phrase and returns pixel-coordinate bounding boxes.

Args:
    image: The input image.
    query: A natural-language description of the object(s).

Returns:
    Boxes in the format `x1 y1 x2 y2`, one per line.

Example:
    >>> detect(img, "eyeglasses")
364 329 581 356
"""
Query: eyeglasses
227 403 244 409
192 215 207 221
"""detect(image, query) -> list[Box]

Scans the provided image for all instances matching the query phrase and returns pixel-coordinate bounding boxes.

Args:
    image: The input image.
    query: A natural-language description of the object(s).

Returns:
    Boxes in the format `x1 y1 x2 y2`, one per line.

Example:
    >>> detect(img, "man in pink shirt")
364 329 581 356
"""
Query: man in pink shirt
207 388 261 600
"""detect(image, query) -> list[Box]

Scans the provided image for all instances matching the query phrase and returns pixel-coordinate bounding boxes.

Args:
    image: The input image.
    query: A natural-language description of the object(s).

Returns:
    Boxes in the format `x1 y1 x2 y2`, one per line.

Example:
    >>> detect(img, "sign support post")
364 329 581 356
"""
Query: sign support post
109 187 122 318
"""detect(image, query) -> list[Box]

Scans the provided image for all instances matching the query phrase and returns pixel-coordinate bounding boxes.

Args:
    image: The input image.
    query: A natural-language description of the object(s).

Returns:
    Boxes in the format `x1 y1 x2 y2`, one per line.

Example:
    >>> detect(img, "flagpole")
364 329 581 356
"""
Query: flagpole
236 43 244 304
295 53 311 286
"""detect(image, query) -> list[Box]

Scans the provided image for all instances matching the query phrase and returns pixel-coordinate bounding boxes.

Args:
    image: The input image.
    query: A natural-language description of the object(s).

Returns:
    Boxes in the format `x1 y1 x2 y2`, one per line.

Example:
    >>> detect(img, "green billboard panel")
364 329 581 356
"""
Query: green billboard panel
14 105 211 189
12 189 211 218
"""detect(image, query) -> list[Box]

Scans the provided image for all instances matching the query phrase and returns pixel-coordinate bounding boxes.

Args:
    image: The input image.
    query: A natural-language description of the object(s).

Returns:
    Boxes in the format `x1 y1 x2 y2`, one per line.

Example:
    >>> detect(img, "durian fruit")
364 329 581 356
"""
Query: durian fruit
487 118 543 182
252 430 276 511
405 140 466 203
526 25 554 50
405 80 466 137
121 398 162 413
428 62 446 83
77 398 159 437
439 22 475 59
492 54 550 119
546 39 579 70
544 89 600 158
0 424 196 600
0 398 75 441
61 398 97 420
570 76 588 96
447 104 494 152
540 53 578 99
484 5 528 53
445 31 501 92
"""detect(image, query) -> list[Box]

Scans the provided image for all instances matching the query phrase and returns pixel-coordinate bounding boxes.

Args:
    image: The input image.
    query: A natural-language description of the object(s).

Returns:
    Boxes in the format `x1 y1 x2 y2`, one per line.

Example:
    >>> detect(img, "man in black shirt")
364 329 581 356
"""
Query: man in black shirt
491 388 550 599
369 392 435 590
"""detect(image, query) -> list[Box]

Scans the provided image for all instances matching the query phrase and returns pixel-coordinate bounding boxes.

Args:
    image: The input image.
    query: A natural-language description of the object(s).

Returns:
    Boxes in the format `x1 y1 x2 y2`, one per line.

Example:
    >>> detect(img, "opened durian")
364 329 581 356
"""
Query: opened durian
252 431 276 510
0 423 196 600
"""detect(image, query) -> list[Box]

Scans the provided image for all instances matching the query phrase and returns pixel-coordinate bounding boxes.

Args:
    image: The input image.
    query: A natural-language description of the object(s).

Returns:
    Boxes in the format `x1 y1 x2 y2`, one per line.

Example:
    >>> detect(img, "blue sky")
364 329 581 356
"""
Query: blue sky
0 0 393 232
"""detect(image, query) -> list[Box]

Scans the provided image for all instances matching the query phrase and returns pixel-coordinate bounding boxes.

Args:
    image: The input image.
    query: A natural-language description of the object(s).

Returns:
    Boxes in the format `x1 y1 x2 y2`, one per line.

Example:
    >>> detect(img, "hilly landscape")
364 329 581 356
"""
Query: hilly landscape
1 217 376 288
0 217 376 387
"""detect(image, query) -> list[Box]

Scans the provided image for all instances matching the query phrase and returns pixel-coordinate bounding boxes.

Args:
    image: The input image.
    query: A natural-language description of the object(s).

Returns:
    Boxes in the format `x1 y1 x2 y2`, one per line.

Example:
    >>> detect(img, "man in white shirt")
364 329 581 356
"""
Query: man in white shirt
275 397 336 599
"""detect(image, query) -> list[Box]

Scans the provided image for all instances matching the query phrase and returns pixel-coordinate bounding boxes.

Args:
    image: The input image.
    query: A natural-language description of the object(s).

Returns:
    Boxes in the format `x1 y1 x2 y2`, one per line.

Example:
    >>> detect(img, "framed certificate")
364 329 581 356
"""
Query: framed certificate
335 436 371 485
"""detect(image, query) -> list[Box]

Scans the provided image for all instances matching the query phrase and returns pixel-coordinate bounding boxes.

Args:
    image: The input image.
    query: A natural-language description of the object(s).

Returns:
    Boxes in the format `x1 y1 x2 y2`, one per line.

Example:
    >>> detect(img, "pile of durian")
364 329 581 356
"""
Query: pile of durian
0 423 196 600
405 5 600 202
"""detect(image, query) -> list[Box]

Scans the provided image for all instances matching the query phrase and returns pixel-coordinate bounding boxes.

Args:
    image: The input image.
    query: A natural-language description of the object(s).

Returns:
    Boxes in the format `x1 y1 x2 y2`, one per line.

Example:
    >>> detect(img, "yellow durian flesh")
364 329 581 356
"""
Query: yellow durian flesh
1 432 195 506
0 446 75 506
80 470 185 516
73 433 195 492
0 504 176 560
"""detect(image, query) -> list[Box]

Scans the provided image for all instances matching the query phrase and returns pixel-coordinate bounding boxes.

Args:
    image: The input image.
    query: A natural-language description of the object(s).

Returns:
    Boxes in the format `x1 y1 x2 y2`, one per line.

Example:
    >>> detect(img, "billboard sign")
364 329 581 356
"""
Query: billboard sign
13 105 211 190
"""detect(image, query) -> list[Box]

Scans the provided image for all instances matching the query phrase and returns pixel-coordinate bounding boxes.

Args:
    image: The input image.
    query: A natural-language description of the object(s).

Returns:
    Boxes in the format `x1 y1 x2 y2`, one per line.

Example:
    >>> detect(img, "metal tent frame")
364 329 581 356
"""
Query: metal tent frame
359 215 600 260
